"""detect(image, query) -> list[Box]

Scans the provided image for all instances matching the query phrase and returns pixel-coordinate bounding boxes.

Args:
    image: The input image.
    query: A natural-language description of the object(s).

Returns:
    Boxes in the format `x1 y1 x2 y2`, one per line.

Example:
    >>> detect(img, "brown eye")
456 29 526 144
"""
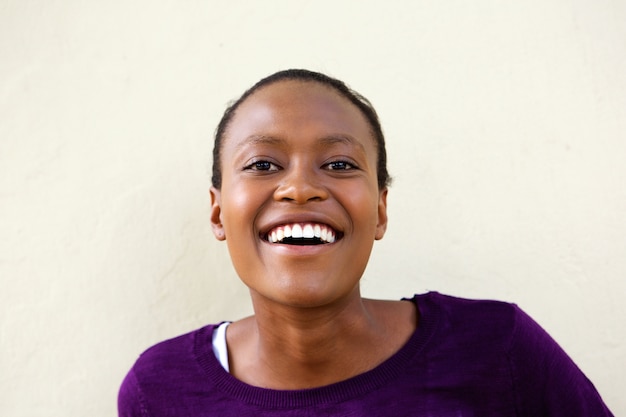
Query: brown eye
325 161 356 171
244 160 280 171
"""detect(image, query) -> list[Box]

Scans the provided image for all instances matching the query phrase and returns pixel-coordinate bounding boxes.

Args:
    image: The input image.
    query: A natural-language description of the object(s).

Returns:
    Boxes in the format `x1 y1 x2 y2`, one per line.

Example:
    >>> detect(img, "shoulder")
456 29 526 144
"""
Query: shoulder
412 292 613 416
133 324 215 374
118 324 219 416
412 291 522 341
413 291 518 315
412 291 576 364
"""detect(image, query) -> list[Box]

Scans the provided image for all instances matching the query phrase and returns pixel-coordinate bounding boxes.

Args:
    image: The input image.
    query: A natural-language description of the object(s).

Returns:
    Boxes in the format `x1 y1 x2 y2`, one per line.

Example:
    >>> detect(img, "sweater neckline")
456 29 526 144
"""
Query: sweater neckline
194 292 440 408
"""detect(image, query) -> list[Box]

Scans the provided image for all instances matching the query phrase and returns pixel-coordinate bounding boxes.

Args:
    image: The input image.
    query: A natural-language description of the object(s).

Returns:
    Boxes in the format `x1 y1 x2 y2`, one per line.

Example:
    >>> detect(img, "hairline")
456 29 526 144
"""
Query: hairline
212 71 390 190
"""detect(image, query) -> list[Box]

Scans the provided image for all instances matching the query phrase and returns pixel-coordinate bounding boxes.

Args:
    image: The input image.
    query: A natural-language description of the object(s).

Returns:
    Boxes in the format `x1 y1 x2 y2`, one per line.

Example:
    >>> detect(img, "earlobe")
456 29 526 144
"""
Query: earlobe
375 188 388 240
210 186 226 241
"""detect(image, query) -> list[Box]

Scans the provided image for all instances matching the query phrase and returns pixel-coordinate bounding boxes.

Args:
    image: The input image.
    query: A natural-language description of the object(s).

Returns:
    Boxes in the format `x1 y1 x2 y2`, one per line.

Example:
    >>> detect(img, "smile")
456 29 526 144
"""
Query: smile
264 223 340 245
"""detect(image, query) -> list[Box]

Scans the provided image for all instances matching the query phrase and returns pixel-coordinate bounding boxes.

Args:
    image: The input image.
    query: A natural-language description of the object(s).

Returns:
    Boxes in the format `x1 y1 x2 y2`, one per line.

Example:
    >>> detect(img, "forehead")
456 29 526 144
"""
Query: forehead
224 80 376 150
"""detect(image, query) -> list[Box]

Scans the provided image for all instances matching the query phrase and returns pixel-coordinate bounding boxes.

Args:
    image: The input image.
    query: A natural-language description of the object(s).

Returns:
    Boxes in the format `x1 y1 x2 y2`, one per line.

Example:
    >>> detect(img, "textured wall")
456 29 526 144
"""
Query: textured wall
1 1 624 415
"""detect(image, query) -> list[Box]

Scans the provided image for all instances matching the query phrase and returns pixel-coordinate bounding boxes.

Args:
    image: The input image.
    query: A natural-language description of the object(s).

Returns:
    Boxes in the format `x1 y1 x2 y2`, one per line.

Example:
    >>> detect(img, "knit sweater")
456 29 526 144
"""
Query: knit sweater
118 292 613 416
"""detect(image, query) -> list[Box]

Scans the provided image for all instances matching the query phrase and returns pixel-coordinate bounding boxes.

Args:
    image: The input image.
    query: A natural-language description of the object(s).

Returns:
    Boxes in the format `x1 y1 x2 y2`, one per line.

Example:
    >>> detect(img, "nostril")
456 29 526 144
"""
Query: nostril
273 171 330 203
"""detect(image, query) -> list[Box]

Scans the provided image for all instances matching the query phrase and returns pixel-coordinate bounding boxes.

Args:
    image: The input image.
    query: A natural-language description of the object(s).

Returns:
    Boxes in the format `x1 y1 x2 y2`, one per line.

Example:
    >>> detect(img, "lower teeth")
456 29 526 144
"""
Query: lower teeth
280 237 324 245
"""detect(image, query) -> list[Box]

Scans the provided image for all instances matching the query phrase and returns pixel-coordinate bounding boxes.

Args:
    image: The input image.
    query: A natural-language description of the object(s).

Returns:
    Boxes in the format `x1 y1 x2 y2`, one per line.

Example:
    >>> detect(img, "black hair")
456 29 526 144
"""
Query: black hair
211 69 391 189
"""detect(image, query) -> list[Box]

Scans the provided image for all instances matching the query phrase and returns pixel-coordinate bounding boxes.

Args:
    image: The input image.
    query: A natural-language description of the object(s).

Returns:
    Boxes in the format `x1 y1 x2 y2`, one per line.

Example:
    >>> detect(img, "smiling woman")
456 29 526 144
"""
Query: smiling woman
118 70 614 416
210 77 386 313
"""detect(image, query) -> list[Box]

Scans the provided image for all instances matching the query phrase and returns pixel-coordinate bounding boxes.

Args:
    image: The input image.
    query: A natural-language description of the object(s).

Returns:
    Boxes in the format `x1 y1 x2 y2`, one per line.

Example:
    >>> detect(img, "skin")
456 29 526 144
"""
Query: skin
210 80 417 389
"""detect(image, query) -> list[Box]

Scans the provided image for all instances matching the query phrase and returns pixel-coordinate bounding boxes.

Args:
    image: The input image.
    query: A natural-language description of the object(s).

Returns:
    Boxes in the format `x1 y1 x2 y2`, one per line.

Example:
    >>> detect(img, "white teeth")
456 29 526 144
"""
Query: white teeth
266 223 337 244
292 224 303 238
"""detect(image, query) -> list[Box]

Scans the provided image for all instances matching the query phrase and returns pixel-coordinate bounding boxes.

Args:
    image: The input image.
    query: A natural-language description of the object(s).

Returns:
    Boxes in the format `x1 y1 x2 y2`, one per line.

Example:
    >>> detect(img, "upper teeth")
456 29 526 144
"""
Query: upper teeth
267 223 336 243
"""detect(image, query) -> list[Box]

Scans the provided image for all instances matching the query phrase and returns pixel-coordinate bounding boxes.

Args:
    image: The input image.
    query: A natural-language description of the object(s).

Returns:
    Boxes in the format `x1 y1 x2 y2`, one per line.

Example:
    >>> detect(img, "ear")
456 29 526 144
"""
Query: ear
210 186 226 241
375 188 388 240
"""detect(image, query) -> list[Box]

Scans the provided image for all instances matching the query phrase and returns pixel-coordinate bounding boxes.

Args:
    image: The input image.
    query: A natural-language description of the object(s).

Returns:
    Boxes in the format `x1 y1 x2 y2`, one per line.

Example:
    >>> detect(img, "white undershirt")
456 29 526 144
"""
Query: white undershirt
211 321 231 372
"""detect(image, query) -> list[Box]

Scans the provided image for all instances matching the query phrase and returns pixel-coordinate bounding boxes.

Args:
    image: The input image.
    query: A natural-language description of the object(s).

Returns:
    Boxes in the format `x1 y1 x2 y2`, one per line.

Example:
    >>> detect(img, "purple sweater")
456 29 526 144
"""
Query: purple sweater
118 292 613 416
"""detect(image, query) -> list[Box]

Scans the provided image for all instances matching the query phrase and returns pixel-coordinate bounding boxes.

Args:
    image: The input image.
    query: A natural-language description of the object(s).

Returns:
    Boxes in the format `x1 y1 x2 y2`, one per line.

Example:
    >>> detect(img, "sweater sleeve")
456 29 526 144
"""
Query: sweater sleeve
507 305 613 417
118 368 150 417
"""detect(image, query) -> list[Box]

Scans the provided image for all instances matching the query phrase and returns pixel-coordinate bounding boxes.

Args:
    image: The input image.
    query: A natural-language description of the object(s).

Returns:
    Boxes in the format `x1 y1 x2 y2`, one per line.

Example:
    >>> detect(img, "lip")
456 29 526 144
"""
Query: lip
260 237 340 257
258 212 345 243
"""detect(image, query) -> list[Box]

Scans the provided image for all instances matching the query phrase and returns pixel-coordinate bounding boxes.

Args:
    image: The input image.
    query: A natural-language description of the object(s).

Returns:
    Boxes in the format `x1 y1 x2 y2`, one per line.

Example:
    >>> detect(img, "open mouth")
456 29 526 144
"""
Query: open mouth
263 223 341 245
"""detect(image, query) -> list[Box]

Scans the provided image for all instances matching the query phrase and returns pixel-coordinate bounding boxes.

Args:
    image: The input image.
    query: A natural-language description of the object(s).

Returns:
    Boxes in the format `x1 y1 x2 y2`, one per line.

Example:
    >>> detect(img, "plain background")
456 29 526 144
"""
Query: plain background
1 1 624 415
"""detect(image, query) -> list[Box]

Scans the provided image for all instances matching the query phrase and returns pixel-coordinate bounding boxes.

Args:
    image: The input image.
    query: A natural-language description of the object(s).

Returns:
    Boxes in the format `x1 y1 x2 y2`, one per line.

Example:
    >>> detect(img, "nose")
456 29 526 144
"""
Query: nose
273 163 329 204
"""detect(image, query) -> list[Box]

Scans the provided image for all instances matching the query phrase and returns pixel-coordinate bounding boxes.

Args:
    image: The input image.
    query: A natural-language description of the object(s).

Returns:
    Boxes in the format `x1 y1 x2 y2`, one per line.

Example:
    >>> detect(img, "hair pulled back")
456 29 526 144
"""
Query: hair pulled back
211 69 390 190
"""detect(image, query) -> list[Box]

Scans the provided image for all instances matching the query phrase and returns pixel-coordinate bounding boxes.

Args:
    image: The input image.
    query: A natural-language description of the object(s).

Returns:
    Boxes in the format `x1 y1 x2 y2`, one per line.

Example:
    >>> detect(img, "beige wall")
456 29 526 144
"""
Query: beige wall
1 1 624 415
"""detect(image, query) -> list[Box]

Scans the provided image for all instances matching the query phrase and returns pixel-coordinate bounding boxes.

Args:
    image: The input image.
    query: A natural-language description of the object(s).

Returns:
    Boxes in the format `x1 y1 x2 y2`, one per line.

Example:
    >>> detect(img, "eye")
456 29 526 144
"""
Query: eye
324 160 357 171
243 160 280 171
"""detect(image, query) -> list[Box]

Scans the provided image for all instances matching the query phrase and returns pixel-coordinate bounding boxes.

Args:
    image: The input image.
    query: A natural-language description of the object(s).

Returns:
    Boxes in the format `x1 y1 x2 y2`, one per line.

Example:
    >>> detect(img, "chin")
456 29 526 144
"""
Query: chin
250 277 361 310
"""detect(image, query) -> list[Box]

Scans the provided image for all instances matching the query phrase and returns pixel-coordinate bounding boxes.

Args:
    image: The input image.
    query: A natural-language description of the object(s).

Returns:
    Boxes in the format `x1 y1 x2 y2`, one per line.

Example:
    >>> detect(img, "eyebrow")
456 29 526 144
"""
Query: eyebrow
236 135 287 150
317 134 366 153
236 134 366 152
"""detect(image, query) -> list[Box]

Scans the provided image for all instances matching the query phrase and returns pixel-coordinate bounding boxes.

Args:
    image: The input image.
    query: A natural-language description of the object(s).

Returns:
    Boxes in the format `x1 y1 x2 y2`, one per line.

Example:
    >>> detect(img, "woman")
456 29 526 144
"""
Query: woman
119 69 613 416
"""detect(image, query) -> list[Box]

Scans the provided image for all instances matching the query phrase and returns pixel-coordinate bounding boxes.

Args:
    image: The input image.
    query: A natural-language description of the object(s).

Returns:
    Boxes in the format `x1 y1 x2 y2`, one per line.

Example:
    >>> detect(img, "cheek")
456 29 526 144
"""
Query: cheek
221 184 257 229
342 187 381 228
221 185 262 278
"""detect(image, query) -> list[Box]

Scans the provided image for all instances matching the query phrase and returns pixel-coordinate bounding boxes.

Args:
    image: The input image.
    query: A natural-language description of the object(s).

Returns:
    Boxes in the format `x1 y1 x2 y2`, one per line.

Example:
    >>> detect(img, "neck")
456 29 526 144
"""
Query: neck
230 288 391 389
255 288 375 354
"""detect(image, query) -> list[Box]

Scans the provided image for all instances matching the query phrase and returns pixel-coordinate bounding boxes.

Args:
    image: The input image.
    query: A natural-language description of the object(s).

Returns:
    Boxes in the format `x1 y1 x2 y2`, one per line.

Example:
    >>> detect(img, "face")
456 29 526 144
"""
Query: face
210 80 388 309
